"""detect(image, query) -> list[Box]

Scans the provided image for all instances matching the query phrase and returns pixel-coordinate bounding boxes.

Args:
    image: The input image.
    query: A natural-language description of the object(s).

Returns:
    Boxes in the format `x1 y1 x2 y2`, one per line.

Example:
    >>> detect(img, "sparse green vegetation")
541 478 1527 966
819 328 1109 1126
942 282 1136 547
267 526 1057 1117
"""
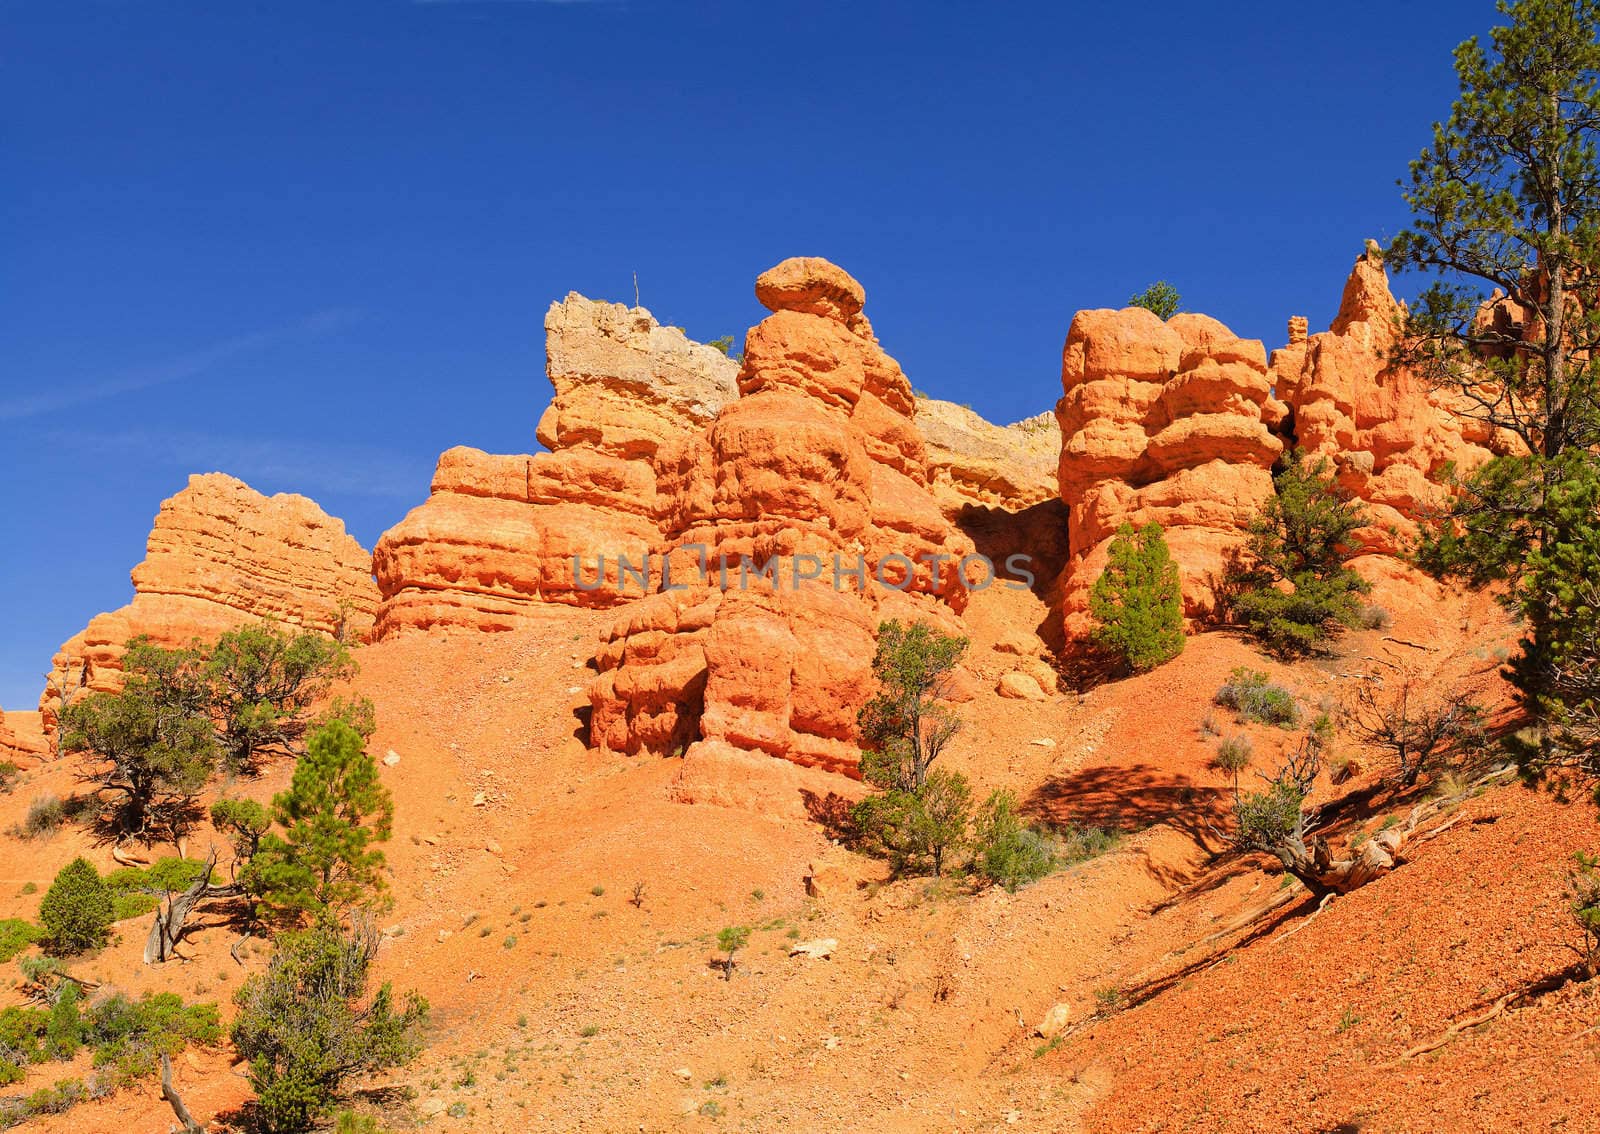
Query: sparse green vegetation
1213 735 1253 775
0 989 218 1127
972 790 1056 891
0 920 40 963
1215 668 1301 728
17 794 66 839
1566 851 1600 973
716 925 749 981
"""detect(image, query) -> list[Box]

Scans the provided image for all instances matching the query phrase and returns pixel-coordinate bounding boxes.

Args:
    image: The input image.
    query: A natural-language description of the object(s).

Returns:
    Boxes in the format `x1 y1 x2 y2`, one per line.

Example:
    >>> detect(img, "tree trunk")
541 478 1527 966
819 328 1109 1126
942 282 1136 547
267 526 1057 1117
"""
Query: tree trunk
144 848 239 964
160 1052 202 1132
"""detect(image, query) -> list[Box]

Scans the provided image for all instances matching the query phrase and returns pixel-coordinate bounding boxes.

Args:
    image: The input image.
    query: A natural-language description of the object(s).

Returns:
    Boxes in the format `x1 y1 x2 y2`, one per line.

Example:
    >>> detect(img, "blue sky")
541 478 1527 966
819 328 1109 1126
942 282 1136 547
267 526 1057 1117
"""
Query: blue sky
1 1 1493 708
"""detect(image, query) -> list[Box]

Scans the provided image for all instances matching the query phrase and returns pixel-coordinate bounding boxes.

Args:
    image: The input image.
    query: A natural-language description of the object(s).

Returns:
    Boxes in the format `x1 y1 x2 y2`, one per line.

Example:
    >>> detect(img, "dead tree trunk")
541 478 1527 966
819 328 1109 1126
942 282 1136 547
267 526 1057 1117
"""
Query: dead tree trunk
144 848 241 964
1275 769 1510 895
160 1052 202 1132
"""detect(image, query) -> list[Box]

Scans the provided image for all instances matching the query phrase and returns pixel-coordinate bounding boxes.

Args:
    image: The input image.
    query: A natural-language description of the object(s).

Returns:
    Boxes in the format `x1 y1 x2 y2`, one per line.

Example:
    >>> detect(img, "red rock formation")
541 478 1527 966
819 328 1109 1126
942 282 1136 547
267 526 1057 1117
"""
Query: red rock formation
41 473 377 727
372 297 740 635
1 710 47 761
1054 307 1282 634
1269 247 1509 555
590 258 975 785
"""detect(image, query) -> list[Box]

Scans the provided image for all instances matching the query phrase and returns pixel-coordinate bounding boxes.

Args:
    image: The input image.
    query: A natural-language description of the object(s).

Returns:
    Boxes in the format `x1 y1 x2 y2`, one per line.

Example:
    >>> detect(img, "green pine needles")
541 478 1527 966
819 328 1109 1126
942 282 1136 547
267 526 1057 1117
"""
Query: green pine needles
1090 522 1185 673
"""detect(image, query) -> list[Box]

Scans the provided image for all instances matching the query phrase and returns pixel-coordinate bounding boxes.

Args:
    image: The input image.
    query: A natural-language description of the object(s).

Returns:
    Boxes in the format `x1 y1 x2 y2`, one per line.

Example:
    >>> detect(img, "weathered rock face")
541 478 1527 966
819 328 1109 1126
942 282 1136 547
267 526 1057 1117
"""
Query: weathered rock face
41 474 377 727
1054 306 1282 634
1269 248 1509 555
539 293 740 459
372 300 740 636
590 258 975 781
916 399 1059 514
1 710 46 760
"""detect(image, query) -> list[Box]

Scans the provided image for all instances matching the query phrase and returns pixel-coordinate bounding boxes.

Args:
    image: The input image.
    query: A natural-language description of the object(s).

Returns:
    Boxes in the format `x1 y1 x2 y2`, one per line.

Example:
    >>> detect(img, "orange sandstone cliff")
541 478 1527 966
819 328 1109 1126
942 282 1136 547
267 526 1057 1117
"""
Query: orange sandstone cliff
40 473 377 727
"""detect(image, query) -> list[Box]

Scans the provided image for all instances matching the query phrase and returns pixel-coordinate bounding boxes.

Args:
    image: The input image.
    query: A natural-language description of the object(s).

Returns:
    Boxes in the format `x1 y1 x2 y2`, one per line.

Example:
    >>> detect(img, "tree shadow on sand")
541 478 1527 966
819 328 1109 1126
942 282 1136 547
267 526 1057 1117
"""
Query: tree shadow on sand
1023 762 1231 855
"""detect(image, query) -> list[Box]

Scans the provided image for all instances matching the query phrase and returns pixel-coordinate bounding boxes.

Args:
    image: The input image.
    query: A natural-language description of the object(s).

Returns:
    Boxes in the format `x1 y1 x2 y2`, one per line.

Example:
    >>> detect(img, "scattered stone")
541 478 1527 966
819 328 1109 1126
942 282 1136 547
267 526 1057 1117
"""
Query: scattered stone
789 938 837 960
1030 737 1057 748
997 671 1048 701
994 629 1042 657
1036 1003 1073 1038
383 749 401 767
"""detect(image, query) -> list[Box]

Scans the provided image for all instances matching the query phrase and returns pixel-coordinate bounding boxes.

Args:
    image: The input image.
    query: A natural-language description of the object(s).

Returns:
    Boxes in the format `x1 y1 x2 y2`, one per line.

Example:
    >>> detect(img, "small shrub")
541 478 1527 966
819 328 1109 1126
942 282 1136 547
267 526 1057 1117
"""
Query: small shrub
44 983 83 1061
1213 735 1254 775
578 1024 599 1038
1092 985 1125 1010
83 991 220 1073
973 790 1056 891
1360 605 1393 631
0 761 18 793
590 885 605 897
1566 851 1600 973
1199 712 1220 738
0 919 41 963
1215 668 1301 728
1057 825 1118 865
19 794 66 838
39 858 115 955
716 926 749 981
334 1112 387 1134
24 1077 86 1116
232 920 427 1133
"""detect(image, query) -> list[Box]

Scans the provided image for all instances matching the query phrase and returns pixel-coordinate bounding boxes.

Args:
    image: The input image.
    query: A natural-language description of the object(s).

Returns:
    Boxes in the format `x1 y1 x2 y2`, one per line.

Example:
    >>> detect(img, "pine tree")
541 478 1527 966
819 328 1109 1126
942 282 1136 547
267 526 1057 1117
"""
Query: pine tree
1090 522 1185 673
206 624 358 775
856 620 968 792
59 638 215 839
39 858 115 954
1128 280 1181 320
1388 0 1600 775
245 721 394 918
1229 453 1370 657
